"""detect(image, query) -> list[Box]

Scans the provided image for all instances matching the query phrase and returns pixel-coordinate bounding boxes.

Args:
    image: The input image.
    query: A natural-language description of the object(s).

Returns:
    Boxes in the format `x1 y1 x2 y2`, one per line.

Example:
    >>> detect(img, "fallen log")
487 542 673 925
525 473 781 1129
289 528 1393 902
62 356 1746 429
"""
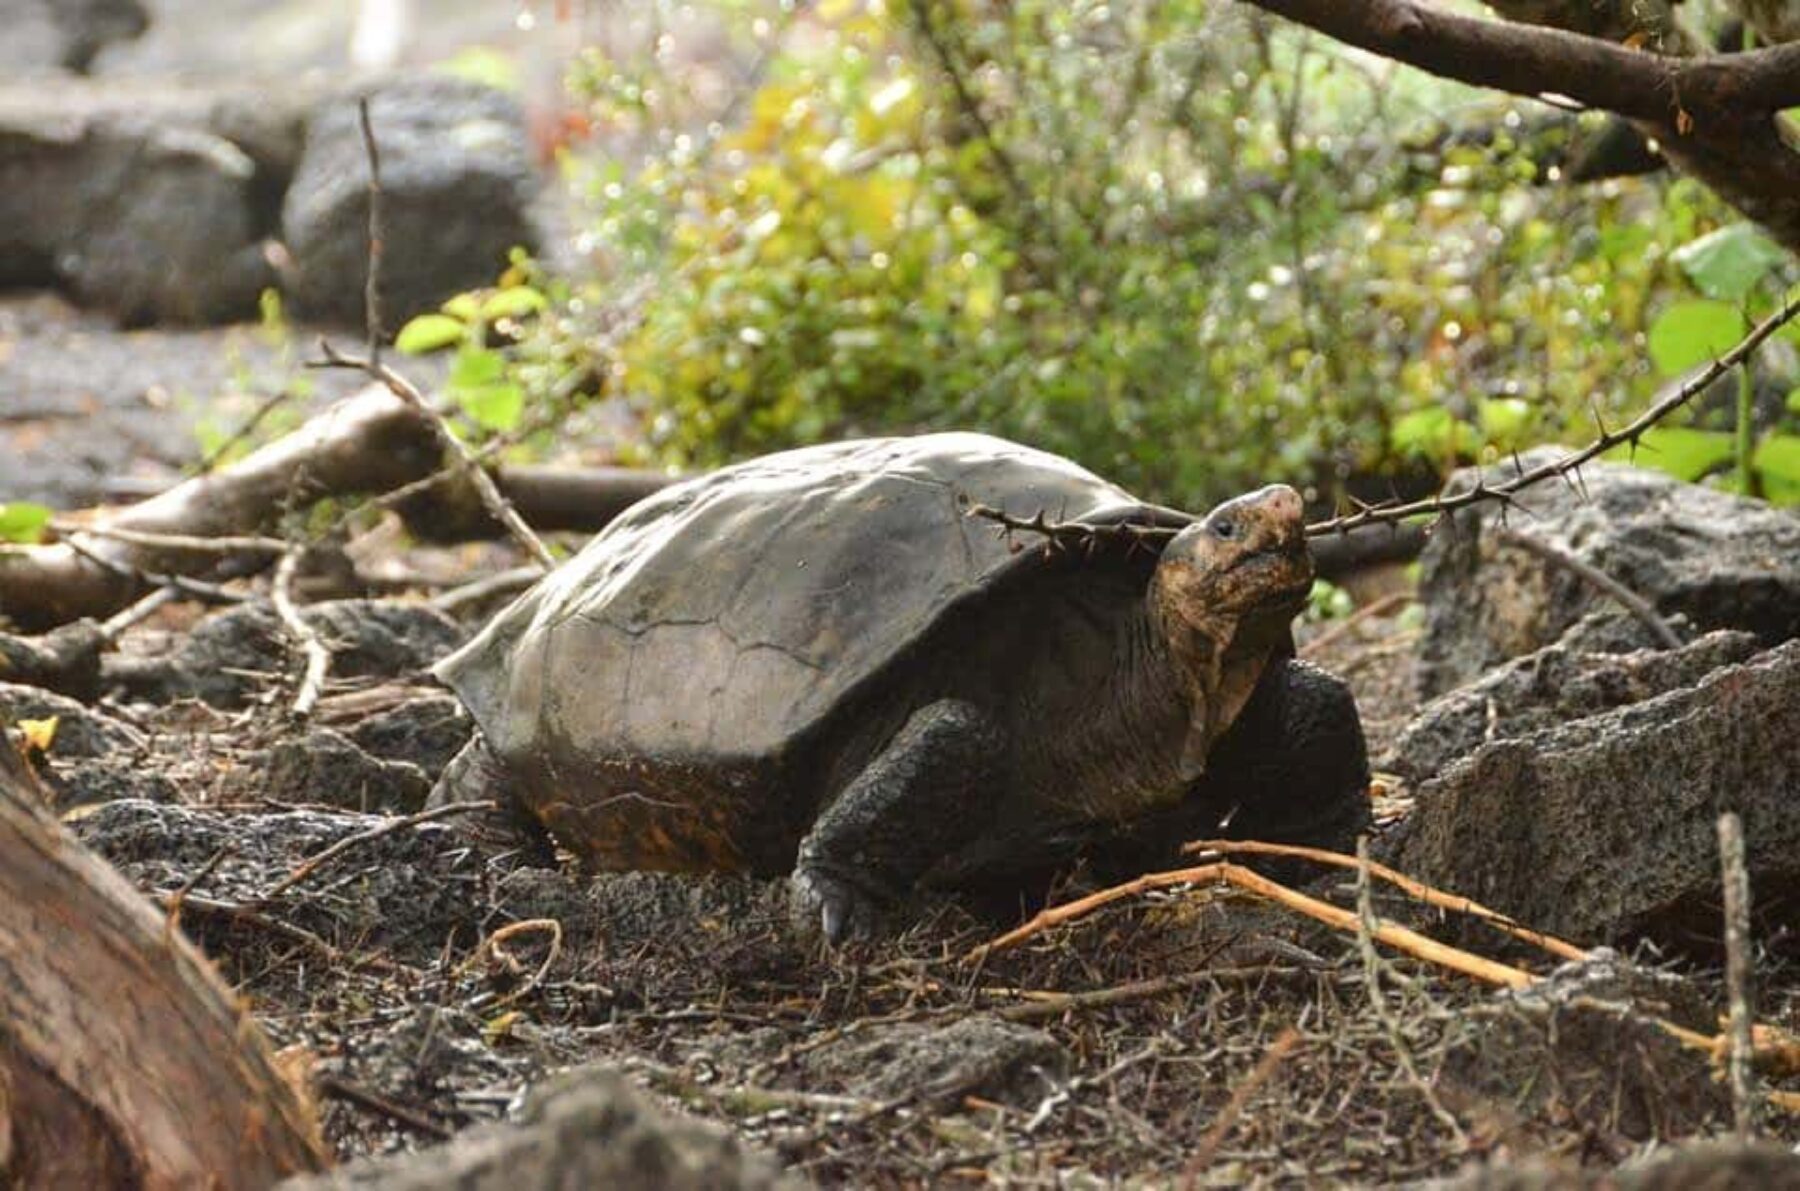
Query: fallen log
0 736 327 1187
0 385 677 630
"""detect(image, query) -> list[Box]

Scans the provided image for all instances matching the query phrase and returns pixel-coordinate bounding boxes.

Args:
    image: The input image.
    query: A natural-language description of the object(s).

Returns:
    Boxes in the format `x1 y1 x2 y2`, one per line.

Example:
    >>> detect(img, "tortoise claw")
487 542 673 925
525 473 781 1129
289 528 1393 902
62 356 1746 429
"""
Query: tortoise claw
790 866 884 946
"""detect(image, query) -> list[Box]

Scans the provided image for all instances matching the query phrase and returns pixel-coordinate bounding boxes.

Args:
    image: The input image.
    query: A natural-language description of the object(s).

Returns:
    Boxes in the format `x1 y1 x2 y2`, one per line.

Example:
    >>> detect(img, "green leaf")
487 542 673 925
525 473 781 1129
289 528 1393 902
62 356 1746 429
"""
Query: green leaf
1786 387 1800 415
454 382 524 432
1391 406 1477 458
1753 434 1800 504
0 502 53 544
450 346 506 388
1476 397 1532 445
481 286 549 321
1607 426 1734 481
1647 300 1748 376
442 292 483 322
1670 223 1788 302
395 313 467 354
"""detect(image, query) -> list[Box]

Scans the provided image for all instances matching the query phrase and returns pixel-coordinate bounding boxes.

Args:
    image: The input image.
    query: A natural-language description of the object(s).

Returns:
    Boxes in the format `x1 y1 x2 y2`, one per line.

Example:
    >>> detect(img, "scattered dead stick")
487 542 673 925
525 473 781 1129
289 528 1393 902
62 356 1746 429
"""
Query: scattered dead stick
312 341 555 571
969 860 1538 989
358 94 385 369
254 800 496 904
1024 1039 1166 1134
1180 1027 1301 1185
997 965 1323 1023
161 892 390 971
1495 528 1681 649
1183 838 1589 962
1298 591 1413 659
1718 811 1759 1138
319 1075 450 1141
51 522 290 557
465 918 564 1010
976 289 1800 554
428 565 541 614
1354 840 1468 1145
271 546 332 718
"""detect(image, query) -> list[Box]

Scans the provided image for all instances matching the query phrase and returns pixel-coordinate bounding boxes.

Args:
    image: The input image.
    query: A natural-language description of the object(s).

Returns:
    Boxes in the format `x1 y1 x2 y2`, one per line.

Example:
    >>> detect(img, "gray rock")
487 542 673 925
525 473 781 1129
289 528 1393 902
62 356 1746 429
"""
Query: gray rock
0 683 180 805
280 1065 796 1191
801 1015 1067 1106
0 682 143 758
1417 449 1800 696
1383 625 1758 781
343 691 470 776
75 799 487 961
1420 1141 1800 1189
1385 639 1800 950
0 620 106 701
0 0 147 75
257 726 432 813
108 600 465 708
0 80 310 323
283 79 540 324
1439 954 1729 1144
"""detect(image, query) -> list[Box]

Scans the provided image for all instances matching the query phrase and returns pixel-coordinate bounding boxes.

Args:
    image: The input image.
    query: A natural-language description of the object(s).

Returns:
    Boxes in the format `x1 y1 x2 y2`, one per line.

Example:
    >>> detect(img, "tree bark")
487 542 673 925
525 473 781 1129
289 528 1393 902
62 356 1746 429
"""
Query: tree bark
0 739 328 1187
1244 0 1800 253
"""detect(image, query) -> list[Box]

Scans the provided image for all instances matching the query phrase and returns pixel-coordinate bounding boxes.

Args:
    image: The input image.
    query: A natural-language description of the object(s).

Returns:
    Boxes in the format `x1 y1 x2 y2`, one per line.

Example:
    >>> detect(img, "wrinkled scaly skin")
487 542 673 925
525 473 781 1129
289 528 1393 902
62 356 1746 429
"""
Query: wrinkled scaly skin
432 435 1370 944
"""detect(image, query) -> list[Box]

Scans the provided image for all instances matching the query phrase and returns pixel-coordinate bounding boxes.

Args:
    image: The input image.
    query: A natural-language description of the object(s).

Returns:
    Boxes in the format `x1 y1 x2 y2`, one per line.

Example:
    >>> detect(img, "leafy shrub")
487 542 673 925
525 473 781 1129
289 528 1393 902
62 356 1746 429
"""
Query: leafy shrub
515 0 1796 507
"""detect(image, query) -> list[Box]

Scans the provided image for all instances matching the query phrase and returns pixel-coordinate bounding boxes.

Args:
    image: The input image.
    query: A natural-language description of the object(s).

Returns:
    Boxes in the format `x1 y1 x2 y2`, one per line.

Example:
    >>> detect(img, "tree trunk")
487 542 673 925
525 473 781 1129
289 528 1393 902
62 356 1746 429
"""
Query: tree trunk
0 739 327 1188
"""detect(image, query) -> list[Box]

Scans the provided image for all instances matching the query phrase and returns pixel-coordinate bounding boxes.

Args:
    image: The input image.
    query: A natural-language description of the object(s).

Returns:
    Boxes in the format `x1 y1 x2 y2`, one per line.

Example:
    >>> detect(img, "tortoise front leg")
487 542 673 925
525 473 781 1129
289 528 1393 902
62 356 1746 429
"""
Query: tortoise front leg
1210 657 1371 854
792 698 1004 944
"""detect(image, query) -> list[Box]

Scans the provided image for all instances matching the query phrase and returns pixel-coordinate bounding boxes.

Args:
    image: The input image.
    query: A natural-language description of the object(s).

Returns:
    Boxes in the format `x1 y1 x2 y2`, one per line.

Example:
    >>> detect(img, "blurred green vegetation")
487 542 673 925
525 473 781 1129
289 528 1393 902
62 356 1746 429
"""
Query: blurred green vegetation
416 0 1800 512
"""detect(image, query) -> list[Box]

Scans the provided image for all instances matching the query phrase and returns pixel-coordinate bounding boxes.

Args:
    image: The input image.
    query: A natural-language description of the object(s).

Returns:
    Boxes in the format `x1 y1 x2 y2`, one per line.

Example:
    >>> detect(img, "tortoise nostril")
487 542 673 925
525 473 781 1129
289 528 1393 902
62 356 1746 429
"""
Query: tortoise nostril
1259 485 1303 524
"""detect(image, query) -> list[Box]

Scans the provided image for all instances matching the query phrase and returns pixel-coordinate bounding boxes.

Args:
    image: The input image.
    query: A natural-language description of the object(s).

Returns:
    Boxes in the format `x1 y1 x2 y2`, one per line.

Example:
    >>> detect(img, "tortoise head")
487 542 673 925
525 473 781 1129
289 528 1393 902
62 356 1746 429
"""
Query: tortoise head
1152 484 1312 623
1149 484 1313 777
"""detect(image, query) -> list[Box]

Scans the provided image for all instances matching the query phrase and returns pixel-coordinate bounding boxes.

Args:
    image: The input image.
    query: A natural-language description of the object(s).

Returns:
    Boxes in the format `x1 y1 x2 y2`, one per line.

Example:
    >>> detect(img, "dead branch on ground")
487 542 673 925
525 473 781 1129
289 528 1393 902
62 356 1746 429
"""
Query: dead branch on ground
1494 528 1683 649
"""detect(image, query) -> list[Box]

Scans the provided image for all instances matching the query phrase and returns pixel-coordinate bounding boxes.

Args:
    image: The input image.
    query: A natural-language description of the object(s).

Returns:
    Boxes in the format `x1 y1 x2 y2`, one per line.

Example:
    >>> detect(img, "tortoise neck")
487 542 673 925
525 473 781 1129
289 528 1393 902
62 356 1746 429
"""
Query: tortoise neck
1032 601 1205 817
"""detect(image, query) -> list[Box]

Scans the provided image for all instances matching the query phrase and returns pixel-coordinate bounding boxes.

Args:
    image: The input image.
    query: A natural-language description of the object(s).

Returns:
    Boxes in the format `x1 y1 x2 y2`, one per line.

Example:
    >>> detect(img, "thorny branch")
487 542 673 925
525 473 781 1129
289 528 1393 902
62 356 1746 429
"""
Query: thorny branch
971 288 1800 551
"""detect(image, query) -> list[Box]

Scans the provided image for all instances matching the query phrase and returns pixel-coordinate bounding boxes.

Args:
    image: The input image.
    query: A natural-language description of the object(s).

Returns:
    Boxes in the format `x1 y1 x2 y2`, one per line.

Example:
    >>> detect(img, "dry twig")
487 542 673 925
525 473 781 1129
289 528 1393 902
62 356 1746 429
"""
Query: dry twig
312 342 555 571
254 800 496 903
1353 840 1467 1146
1718 811 1759 1138
358 95 385 369
970 860 1538 988
1180 1027 1301 1184
54 523 290 557
465 918 564 1010
271 546 331 718
1298 591 1413 659
1183 839 1588 962
1495 528 1681 649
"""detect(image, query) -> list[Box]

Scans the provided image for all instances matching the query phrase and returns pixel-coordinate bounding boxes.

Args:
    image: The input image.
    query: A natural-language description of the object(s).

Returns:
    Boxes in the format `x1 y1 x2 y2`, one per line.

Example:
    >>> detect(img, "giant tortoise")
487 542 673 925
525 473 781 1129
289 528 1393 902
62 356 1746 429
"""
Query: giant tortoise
433 433 1369 940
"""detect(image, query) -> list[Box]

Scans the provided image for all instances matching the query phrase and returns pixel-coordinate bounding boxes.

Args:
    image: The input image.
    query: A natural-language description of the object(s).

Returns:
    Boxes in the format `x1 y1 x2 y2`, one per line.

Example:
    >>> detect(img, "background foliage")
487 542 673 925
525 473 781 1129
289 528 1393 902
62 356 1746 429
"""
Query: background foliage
411 0 1800 511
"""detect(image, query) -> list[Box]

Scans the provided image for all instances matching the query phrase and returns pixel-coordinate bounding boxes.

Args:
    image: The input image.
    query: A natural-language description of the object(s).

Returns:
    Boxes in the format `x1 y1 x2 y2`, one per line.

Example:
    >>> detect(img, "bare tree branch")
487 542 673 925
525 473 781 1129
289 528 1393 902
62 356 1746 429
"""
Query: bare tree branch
1241 0 1800 122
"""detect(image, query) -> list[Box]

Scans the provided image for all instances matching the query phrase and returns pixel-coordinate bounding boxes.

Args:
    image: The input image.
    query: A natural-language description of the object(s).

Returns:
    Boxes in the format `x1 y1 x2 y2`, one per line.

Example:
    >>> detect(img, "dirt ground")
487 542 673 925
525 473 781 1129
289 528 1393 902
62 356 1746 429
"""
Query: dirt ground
22 581 1794 1187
